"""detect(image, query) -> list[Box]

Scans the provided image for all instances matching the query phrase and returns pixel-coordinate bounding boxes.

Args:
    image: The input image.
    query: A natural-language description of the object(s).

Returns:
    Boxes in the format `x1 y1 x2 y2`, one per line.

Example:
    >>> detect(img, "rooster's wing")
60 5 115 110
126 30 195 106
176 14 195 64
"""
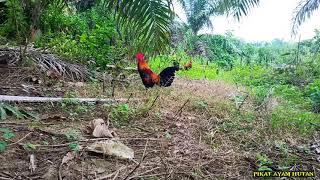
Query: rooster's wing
138 69 155 88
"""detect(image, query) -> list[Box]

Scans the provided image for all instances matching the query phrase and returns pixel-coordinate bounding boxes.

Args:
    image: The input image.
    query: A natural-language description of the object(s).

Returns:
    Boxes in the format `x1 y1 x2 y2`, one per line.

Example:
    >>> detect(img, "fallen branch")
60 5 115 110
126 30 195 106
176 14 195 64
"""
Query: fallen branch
105 64 136 71
0 95 143 103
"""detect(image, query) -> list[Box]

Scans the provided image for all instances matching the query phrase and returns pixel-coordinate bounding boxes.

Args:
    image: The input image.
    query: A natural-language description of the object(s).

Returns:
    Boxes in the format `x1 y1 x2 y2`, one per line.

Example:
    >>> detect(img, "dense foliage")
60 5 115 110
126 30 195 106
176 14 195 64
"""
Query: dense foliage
149 27 320 135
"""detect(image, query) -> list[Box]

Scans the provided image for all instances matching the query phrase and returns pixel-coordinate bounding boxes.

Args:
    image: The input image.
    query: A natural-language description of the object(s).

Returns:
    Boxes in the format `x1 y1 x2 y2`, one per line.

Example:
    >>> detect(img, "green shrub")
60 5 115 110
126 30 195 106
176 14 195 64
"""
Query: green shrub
37 5 123 68
271 106 320 134
40 3 71 33
107 104 132 127
0 0 28 42
305 79 320 113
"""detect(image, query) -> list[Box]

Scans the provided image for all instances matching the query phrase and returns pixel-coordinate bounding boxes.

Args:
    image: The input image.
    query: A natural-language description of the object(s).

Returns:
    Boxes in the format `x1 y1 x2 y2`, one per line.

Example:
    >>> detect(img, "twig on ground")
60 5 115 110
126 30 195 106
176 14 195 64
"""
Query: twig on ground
236 94 249 111
130 167 161 179
94 166 126 180
174 99 190 118
0 176 12 180
132 126 153 133
124 139 149 180
36 128 65 138
126 93 133 104
149 95 160 110
129 173 167 179
112 166 123 180
9 132 32 146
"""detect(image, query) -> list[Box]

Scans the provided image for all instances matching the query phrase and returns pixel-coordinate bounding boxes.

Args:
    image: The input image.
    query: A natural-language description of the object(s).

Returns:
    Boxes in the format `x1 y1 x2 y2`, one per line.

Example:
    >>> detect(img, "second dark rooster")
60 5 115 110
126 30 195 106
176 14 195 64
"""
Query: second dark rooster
136 53 179 88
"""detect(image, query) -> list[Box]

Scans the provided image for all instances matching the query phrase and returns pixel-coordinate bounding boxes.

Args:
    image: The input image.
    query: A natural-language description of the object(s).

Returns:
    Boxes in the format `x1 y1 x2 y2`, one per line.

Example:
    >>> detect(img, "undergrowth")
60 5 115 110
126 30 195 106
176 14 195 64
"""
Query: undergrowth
149 55 320 136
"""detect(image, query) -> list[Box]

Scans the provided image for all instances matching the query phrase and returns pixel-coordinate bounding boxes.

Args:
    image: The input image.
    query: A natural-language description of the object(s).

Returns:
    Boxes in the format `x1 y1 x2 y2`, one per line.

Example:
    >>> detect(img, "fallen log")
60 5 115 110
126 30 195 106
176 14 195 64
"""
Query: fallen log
105 64 136 71
0 95 142 103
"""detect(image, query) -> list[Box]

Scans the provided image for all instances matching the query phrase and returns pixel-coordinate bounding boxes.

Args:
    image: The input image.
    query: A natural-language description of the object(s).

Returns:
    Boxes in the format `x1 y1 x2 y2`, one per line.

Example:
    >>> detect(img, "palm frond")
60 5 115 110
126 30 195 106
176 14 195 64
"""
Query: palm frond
217 0 260 21
0 104 7 120
0 103 39 120
30 52 91 81
291 0 320 36
0 47 91 81
2 104 24 119
108 0 174 56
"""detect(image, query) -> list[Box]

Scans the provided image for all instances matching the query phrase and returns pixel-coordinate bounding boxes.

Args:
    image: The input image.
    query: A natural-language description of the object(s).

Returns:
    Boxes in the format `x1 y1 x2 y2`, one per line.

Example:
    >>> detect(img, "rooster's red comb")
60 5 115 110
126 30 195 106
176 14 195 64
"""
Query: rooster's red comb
136 53 145 60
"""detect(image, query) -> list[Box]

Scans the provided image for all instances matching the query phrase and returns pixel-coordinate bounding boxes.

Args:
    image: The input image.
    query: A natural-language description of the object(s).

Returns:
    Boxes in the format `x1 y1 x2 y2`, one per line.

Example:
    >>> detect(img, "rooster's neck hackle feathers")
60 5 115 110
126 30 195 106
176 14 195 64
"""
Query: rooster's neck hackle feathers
136 52 160 87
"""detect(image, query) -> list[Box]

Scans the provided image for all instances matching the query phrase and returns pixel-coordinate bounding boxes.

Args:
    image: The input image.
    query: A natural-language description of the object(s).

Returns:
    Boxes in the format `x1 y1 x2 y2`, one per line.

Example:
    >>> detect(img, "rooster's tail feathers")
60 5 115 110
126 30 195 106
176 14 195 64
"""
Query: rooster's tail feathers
159 66 179 87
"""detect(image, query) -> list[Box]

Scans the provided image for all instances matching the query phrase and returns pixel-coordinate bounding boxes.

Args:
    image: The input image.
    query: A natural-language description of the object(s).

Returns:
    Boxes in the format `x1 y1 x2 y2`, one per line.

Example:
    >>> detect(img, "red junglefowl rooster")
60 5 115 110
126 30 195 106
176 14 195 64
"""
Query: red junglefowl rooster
184 60 192 70
136 53 179 88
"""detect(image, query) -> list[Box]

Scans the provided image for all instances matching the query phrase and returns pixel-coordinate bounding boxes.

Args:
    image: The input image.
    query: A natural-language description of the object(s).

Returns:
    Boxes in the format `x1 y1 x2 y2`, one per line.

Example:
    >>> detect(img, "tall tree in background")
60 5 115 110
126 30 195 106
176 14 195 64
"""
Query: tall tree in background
175 0 259 56
178 0 217 35
178 0 260 35
178 0 320 37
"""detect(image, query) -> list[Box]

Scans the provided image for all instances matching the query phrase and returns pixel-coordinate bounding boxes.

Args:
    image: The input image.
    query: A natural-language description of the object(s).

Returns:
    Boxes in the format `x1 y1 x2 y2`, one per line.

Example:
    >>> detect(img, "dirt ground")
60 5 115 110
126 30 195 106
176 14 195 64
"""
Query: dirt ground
0 67 319 180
